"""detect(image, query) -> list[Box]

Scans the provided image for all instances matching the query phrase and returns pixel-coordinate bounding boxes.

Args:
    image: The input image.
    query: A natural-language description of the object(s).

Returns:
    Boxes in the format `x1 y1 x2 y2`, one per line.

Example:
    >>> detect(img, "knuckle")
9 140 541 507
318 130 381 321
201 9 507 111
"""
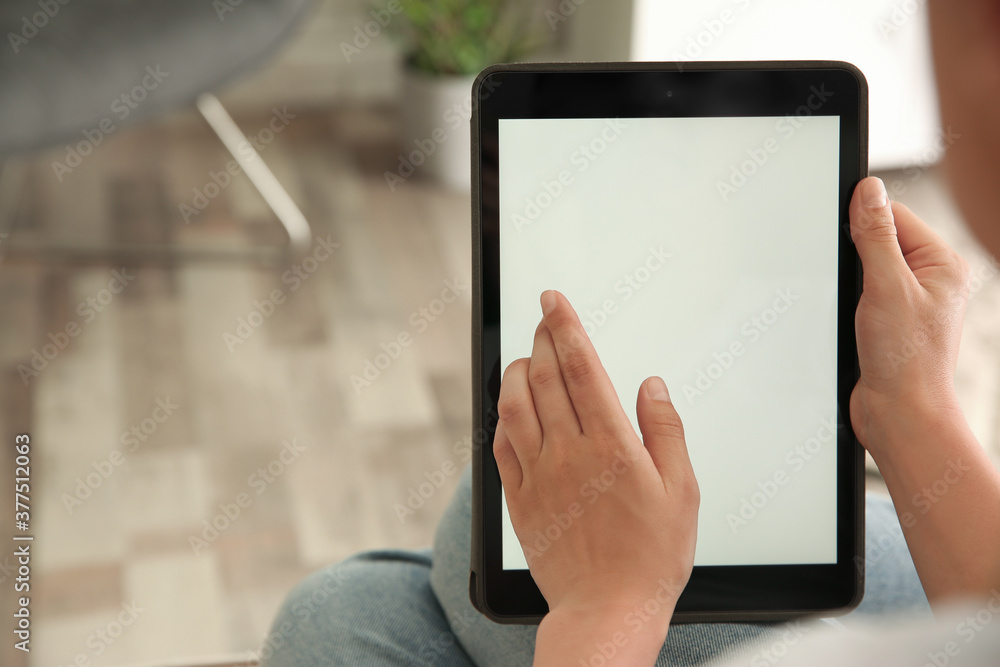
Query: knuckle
649 407 686 441
949 253 972 288
544 305 572 330
858 211 897 241
493 437 517 469
549 316 591 351
559 349 595 384
527 362 561 389
497 393 527 423
684 476 701 508
502 357 530 382
492 434 507 458
670 471 700 512
933 252 972 298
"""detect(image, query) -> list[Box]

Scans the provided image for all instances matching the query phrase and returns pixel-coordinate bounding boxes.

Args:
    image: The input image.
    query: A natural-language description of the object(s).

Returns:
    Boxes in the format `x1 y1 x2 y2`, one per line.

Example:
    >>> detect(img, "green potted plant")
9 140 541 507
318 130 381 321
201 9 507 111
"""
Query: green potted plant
390 0 542 190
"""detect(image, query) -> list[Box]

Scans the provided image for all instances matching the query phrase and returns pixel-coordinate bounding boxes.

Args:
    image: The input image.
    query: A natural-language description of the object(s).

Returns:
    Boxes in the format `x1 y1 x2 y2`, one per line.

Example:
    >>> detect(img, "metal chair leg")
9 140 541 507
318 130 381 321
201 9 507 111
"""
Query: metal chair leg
0 97 312 266
196 93 312 254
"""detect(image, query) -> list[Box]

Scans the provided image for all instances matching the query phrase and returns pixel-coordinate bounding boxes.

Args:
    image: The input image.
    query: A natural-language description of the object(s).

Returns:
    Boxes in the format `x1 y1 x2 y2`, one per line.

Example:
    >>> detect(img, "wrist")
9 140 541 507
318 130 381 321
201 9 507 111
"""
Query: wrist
857 383 966 461
535 600 674 667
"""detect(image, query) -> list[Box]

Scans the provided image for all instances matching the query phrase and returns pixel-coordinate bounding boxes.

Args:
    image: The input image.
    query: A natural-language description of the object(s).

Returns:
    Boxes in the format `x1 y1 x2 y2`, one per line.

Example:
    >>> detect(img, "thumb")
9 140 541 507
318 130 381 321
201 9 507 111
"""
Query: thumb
849 177 908 284
636 376 694 487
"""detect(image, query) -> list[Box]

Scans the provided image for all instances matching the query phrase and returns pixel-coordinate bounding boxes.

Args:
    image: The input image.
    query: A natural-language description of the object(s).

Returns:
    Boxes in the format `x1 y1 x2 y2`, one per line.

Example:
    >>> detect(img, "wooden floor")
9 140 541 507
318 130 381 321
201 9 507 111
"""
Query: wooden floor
0 105 998 666
0 105 473 666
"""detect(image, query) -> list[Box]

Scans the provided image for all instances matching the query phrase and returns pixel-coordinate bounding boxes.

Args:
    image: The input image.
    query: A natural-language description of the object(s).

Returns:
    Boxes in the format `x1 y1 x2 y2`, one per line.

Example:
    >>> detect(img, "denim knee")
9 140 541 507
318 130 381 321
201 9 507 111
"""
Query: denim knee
261 550 471 666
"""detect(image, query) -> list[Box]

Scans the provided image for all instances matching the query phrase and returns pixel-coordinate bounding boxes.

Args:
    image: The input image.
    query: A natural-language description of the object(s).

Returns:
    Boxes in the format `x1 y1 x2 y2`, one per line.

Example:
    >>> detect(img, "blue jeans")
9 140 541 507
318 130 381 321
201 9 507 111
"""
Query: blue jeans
259 467 929 666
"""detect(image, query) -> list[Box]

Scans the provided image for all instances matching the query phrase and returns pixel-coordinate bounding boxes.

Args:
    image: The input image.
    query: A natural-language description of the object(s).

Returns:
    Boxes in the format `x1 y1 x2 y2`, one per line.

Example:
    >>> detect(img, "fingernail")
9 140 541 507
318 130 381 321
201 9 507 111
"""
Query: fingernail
540 290 556 316
862 177 887 208
647 376 671 403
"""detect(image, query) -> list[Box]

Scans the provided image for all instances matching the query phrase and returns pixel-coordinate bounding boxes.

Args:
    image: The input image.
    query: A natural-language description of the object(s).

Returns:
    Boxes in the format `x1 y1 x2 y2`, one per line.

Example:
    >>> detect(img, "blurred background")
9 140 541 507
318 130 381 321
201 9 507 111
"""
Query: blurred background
0 0 997 665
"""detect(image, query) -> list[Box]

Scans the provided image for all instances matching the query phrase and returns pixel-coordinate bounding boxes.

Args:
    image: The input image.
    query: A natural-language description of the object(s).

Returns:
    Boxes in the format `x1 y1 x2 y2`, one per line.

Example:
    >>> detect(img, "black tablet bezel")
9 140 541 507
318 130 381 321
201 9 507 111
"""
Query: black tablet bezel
471 61 867 624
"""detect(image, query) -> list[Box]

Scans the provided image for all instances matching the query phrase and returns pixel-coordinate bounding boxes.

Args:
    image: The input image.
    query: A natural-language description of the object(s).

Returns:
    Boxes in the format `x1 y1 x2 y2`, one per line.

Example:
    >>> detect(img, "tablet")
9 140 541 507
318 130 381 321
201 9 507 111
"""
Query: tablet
470 61 867 624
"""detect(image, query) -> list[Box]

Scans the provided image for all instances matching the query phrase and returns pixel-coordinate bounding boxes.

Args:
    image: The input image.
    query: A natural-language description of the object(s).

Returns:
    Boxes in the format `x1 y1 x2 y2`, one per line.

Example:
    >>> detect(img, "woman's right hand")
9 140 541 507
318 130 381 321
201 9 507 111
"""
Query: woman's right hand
847 177 1000 604
848 176 971 458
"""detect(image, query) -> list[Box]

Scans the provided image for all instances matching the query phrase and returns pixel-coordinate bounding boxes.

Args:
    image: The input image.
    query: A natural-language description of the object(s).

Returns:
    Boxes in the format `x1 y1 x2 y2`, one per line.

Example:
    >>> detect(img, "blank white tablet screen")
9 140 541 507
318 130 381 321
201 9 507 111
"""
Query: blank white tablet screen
499 116 841 569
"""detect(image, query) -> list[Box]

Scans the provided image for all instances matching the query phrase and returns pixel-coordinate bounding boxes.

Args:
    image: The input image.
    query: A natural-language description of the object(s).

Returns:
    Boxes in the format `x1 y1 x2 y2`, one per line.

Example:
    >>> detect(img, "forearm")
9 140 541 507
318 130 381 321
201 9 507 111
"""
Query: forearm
868 394 1000 605
533 602 672 667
